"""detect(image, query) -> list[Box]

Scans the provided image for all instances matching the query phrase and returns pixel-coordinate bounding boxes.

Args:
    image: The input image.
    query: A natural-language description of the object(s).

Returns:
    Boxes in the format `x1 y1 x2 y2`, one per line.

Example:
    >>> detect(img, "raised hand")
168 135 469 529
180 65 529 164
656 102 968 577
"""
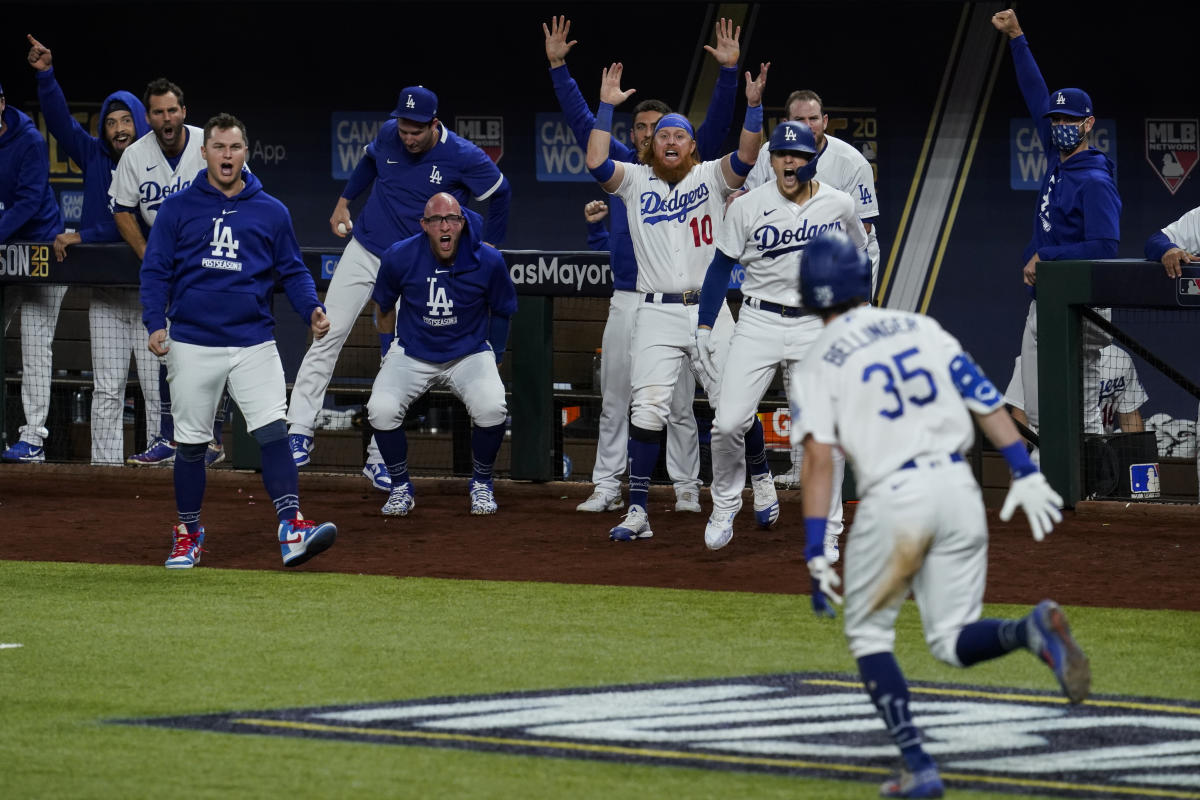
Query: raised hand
745 62 770 107
703 17 741 68
600 63 636 107
26 34 52 71
542 15 577 68
991 8 1023 38
583 200 608 223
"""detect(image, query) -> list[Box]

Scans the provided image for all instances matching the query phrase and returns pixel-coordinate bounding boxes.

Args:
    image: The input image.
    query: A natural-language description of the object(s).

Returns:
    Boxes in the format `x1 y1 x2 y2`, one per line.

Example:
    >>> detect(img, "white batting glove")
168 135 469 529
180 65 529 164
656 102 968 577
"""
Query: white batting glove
694 327 719 386
999 472 1064 542
806 556 842 606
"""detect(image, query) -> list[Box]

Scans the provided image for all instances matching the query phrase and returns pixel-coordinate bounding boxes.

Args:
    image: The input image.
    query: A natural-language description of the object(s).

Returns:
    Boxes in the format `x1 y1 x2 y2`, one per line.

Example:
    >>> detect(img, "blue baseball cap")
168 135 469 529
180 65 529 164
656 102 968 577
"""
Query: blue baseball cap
653 113 694 138
391 86 438 123
1044 88 1093 118
768 121 817 155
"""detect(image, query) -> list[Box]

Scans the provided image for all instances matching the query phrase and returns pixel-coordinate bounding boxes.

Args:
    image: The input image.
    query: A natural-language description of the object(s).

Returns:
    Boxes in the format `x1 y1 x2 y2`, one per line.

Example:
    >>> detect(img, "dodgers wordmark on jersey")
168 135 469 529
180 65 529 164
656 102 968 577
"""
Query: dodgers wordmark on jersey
613 160 734 293
109 125 207 226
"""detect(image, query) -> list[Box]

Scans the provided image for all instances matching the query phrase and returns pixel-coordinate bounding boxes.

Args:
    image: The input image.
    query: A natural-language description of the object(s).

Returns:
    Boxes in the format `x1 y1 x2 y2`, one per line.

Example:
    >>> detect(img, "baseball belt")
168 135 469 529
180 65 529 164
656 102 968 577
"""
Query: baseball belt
644 291 701 305
743 296 809 318
899 452 965 470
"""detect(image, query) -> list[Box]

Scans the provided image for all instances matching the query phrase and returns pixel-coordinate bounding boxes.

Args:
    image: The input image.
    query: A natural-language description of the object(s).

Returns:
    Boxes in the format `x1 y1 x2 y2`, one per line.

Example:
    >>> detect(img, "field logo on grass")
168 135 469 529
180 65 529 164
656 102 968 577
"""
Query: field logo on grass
115 672 1200 798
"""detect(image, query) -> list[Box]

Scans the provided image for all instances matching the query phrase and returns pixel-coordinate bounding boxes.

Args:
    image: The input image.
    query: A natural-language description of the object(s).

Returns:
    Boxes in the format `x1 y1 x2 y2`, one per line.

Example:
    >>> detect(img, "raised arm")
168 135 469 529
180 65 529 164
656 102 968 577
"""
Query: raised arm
695 17 741 160
720 62 768 190
586 63 635 194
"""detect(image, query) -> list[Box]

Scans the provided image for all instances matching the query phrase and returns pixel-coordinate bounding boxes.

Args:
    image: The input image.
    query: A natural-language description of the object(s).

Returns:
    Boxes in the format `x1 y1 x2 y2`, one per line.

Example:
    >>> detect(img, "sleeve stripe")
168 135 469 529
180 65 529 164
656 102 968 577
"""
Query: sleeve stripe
474 174 505 201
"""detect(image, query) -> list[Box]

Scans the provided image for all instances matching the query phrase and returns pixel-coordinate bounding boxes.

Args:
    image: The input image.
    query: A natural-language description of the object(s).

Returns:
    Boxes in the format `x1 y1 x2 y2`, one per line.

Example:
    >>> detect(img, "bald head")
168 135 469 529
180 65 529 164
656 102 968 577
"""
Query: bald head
421 192 467 264
424 192 461 219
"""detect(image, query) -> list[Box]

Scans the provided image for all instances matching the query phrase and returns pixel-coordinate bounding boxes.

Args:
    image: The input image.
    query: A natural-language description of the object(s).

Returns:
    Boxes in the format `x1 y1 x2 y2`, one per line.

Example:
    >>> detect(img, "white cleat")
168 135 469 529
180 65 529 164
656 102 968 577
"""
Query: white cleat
752 473 781 529
577 490 623 512
704 508 736 550
674 488 702 513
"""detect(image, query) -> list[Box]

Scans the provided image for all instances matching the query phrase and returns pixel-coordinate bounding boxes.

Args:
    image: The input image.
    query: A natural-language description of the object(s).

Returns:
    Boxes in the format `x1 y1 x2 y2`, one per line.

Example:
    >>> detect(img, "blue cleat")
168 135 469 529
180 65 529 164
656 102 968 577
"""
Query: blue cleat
289 433 313 467
2 440 45 463
279 517 336 567
165 524 205 569
880 765 944 798
1027 599 1091 704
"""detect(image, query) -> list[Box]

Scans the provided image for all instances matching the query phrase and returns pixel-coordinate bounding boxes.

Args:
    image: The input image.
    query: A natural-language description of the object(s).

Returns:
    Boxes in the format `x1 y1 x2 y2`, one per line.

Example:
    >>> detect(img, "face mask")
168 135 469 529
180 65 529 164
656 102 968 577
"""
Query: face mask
795 150 820 182
1051 121 1086 152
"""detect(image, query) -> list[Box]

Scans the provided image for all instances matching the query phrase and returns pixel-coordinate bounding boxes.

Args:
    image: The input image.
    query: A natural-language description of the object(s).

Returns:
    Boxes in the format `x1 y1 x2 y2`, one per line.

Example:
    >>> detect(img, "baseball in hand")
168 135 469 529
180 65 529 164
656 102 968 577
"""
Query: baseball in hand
337 221 350 235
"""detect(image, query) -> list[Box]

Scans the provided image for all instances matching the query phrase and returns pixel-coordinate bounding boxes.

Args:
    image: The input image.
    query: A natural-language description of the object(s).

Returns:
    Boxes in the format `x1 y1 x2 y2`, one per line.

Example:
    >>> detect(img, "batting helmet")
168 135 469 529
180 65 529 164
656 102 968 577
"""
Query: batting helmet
768 121 817 156
800 231 871 310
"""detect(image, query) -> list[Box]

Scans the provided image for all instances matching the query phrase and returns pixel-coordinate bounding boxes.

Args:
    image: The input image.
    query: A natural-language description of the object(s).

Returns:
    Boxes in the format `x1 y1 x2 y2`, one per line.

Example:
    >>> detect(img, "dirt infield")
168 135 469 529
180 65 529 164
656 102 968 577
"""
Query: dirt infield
1 464 1197 612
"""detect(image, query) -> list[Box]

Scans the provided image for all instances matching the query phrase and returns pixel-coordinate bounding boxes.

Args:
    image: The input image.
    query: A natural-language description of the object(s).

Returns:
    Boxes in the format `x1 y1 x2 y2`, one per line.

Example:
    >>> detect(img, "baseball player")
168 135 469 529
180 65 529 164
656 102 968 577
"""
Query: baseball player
140 113 336 570
793 231 1087 798
585 61 768 542
1005 346 1147 439
25 34 161 467
368 193 516 517
288 85 511 492
110 77 228 467
697 121 867 554
0 78 66 464
544 15 742 514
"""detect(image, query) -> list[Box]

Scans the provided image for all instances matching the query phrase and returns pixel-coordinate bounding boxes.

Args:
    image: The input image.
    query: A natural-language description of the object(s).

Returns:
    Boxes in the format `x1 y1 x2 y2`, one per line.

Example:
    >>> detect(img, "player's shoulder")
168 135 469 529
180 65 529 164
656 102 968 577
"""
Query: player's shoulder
120 131 159 160
822 134 869 165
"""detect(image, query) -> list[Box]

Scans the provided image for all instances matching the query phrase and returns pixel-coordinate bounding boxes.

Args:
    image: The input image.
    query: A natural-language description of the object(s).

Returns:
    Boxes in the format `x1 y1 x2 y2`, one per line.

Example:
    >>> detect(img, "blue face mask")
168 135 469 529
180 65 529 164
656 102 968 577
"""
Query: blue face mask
794 150 820 181
1050 120 1086 152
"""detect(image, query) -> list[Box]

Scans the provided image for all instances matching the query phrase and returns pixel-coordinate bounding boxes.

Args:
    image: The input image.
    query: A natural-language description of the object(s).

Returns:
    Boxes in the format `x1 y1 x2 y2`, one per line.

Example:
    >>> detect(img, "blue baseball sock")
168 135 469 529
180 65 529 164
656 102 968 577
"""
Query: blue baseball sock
159 363 174 442
470 422 506 483
374 427 411 485
173 443 206 533
259 438 300 522
746 416 769 477
857 652 936 773
955 618 1029 666
628 426 660 510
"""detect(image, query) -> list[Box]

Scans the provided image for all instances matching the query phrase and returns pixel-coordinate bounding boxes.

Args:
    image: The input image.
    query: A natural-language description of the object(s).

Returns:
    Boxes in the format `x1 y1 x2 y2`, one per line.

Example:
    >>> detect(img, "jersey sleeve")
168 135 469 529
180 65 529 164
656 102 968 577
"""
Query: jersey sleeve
1162 206 1200 253
371 247 404 311
0 138 55 242
139 204 178 333
271 205 322 326
713 195 748 259
743 143 773 191
108 148 141 210
695 66 738 161
35 68 94 169
550 65 634 163
791 362 839 448
849 157 880 221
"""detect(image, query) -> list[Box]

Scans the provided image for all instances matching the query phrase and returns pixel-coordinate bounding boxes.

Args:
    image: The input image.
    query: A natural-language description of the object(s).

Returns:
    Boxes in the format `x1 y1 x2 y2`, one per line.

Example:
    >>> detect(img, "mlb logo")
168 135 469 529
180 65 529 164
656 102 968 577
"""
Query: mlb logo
1145 118 1198 195
1129 463 1161 499
321 255 340 279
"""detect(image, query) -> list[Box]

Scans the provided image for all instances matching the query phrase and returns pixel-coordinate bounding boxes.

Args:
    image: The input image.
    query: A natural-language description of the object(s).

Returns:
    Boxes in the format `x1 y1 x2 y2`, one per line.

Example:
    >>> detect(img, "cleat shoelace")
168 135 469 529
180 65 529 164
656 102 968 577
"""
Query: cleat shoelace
170 533 202 558
287 518 317 531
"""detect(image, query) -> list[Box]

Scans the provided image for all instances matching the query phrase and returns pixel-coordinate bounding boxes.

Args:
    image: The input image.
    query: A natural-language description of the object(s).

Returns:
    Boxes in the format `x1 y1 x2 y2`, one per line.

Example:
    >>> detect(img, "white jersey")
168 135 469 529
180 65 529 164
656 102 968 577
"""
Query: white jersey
717 180 866 307
1005 345 1147 435
793 305 992 494
109 124 206 226
1162 205 1200 252
614 159 734 293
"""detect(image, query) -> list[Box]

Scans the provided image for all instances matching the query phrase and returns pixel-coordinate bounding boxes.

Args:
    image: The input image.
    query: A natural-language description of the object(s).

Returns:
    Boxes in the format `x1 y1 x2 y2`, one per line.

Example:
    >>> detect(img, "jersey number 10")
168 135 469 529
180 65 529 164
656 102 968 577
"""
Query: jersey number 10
688 215 714 247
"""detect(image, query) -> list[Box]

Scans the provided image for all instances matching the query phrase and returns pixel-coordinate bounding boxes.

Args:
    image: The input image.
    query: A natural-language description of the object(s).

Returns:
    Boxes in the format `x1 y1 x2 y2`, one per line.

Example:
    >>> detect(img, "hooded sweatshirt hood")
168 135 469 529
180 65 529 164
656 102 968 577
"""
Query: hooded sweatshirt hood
99 89 149 161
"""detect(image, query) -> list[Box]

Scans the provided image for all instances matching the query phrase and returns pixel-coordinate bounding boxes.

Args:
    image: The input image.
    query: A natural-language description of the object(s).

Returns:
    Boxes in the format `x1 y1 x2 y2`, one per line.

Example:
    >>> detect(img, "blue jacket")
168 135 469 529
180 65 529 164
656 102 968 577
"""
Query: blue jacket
36 67 150 243
1009 35 1120 267
551 64 737 289
0 104 62 242
141 169 323 346
373 206 517 363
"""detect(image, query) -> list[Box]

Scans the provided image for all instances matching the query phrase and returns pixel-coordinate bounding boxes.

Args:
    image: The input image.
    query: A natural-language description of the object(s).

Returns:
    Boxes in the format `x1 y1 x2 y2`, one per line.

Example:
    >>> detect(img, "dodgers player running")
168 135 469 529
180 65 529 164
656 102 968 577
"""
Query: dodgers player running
697 121 866 553
368 193 516 516
585 61 768 542
793 232 1087 798
289 85 511 492
140 114 336 569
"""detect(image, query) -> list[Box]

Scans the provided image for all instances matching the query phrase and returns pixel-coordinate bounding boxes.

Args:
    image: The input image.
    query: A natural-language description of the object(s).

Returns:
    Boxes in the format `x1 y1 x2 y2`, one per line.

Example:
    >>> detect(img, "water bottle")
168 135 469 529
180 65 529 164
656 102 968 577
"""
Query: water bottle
72 389 89 424
592 348 603 393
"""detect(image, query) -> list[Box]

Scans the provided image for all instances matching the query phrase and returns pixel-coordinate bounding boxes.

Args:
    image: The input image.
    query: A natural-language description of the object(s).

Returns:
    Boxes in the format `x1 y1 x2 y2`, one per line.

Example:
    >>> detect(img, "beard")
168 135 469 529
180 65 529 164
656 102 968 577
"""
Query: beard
646 151 697 184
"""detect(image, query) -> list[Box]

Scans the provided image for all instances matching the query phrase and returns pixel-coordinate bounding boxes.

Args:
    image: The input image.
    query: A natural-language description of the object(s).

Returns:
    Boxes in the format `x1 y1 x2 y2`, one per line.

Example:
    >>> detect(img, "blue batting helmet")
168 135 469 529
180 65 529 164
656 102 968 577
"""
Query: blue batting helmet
768 121 817 156
800 231 871 310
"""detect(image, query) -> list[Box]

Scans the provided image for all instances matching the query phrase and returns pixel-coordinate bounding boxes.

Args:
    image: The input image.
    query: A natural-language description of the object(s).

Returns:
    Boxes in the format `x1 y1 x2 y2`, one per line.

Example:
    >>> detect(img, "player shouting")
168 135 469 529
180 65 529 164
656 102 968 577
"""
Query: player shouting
696 121 866 552
140 114 336 570
585 61 768 543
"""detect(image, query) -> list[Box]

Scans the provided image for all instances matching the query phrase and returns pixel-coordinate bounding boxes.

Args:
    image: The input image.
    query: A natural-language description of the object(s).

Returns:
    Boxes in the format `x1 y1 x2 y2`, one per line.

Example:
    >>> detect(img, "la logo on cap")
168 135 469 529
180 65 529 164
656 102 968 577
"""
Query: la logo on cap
785 128 796 140
1056 92 1067 105
406 95 416 109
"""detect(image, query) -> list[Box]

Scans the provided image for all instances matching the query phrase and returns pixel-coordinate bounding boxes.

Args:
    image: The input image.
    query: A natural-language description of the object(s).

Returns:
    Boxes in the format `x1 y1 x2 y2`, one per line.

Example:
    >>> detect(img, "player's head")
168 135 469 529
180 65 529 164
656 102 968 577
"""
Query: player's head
769 121 819 192
392 86 440 155
143 78 187 155
421 192 466 264
631 99 670 153
1044 88 1094 154
641 113 698 184
800 230 871 319
102 99 138 155
785 89 828 147
201 113 248 194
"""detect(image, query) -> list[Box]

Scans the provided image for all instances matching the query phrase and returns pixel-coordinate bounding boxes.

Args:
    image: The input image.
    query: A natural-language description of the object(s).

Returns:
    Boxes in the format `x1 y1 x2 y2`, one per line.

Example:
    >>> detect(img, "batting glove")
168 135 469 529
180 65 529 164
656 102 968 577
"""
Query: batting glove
810 577 837 619
807 555 842 607
999 471 1063 542
694 327 719 387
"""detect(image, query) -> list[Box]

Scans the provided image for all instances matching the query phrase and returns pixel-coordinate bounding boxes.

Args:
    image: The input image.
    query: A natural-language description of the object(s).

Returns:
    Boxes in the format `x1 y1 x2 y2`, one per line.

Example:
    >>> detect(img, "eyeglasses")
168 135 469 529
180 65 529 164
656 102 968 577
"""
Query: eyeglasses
423 214 465 226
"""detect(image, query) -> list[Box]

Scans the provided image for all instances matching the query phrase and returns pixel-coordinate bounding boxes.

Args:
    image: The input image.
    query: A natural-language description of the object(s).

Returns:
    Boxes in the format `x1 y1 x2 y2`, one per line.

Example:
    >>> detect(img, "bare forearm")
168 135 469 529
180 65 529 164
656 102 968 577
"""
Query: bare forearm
114 212 147 259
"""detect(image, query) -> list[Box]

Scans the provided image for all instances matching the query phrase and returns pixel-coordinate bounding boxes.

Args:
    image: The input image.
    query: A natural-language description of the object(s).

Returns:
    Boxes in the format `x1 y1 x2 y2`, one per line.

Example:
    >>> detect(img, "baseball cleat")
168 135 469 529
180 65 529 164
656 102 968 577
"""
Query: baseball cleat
127 436 175 466
382 481 416 516
577 490 622 512
704 508 736 550
824 531 841 564
751 473 780 529
1027 599 1091 704
2 440 46 463
469 480 499 515
674 488 702 513
774 465 801 490
879 766 944 798
279 516 336 567
205 443 225 467
165 524 205 569
609 505 652 541
362 462 392 492
288 433 313 467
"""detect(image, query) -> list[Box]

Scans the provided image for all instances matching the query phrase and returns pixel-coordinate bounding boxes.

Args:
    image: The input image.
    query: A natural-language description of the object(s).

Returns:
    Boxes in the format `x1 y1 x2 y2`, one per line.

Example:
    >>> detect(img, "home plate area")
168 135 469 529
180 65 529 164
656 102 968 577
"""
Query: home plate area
116 672 1200 798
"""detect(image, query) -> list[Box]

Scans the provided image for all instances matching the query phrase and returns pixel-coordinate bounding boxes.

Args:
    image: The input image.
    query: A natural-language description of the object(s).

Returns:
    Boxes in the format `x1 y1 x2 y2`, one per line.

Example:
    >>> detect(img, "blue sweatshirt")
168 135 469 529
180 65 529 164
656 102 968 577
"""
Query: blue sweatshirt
1009 35 1120 267
0 104 62 242
372 206 517 363
551 63 737 288
36 67 150 243
141 169 323 346
342 120 511 254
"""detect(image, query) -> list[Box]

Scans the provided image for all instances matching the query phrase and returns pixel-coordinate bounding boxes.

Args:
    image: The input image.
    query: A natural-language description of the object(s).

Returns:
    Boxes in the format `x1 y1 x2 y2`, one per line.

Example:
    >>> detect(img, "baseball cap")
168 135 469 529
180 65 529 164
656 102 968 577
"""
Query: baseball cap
654 113 694 138
1043 88 1093 118
390 86 437 123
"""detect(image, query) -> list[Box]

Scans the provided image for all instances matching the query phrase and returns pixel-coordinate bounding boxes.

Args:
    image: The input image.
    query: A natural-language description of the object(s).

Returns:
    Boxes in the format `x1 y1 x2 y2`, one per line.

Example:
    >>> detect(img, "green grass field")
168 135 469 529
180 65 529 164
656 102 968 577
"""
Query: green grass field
2 560 1197 799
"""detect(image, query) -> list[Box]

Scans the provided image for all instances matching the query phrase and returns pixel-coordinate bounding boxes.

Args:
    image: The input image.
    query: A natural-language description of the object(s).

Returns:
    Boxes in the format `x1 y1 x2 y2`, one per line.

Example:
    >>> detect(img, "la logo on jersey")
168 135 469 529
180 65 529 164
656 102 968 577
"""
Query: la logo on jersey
202 217 242 271
429 166 443 185
422 276 457 327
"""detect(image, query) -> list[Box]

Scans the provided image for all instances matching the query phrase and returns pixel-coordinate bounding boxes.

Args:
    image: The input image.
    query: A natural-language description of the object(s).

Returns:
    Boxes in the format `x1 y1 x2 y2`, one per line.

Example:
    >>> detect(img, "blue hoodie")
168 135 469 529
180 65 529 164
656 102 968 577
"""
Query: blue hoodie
141 168 323 347
36 67 150 243
0 103 62 242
